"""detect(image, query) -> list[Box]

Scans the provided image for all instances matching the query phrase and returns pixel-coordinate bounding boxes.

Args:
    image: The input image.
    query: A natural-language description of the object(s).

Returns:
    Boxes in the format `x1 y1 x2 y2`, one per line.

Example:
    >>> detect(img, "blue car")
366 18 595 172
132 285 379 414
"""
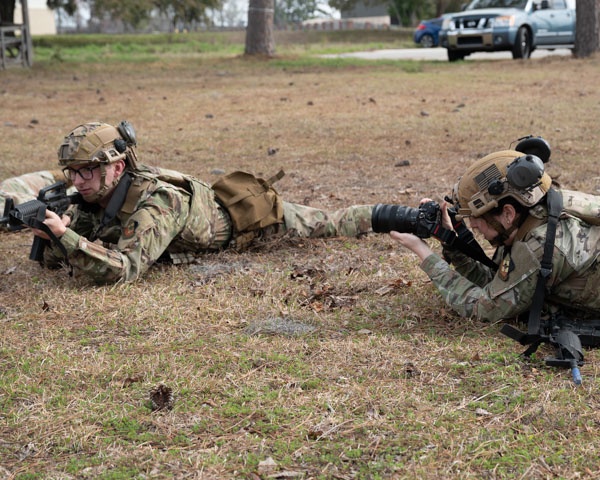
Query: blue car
413 16 444 48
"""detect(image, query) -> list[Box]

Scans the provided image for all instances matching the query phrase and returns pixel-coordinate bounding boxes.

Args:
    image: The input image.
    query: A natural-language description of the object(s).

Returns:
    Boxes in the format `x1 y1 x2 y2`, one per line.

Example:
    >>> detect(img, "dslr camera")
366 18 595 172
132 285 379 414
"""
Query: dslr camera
371 201 443 238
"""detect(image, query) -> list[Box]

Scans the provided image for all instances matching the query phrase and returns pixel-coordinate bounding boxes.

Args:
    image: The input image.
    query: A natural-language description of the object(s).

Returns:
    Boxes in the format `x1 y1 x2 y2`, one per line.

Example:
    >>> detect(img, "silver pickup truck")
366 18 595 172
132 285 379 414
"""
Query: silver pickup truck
439 0 575 61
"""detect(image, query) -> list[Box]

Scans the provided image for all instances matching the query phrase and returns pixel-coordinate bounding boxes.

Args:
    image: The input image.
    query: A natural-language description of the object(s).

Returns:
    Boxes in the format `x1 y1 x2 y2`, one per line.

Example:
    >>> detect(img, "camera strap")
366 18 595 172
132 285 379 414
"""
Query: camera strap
433 222 498 271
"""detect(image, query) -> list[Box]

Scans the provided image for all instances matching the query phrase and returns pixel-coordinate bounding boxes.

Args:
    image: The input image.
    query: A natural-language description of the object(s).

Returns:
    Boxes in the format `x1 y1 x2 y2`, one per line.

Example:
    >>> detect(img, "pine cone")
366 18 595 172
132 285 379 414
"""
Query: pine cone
149 383 174 411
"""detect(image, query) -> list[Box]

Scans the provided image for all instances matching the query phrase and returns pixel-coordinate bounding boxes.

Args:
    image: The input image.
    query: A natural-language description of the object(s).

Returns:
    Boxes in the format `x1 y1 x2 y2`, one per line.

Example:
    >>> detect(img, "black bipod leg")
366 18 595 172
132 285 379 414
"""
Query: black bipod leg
501 324 584 385
544 329 584 386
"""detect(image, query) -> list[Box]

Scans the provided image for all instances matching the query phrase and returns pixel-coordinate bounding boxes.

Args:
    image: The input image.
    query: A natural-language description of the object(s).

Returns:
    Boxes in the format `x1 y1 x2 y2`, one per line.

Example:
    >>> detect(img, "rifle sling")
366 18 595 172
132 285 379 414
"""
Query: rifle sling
527 188 563 336
90 173 133 242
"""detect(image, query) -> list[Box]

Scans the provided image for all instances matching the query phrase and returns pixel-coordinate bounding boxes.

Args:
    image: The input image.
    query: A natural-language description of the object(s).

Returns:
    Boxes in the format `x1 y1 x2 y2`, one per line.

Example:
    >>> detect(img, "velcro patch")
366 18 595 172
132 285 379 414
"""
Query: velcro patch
122 220 139 240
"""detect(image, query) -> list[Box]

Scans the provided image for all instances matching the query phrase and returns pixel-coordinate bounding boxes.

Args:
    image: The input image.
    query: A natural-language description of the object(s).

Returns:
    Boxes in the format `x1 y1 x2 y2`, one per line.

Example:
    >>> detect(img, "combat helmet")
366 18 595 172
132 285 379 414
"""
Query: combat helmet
453 150 553 219
57 121 139 202
58 121 139 169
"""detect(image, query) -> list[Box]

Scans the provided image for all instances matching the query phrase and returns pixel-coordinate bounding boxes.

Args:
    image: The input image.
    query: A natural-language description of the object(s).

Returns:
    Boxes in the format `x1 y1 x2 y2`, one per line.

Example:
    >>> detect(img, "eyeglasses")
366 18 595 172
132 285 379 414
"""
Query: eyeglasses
62 165 101 181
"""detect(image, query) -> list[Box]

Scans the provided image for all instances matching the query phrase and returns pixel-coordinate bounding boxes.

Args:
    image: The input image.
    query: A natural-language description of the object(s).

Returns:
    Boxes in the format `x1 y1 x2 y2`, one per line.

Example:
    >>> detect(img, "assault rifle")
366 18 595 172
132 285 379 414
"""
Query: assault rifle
444 203 597 385
501 316 600 386
1 181 81 265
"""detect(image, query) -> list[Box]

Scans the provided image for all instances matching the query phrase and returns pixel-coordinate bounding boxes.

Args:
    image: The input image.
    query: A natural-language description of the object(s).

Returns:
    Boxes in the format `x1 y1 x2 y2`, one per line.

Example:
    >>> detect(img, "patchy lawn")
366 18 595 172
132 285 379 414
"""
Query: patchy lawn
1 43 600 479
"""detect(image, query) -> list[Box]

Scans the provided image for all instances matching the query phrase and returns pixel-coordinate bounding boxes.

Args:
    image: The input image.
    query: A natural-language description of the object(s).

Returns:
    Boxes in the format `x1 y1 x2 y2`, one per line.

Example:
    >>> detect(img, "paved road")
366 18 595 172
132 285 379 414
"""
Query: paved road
322 47 573 61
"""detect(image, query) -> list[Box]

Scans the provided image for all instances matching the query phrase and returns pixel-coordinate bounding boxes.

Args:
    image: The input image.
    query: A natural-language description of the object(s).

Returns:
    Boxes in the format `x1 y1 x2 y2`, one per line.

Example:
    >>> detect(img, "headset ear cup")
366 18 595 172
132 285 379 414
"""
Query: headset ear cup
117 121 137 146
114 138 127 153
506 155 545 189
515 136 551 163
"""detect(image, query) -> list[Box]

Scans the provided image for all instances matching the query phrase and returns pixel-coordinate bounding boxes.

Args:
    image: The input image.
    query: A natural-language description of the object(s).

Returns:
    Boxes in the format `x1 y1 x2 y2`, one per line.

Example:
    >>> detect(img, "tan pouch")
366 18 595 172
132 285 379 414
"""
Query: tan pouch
211 170 285 232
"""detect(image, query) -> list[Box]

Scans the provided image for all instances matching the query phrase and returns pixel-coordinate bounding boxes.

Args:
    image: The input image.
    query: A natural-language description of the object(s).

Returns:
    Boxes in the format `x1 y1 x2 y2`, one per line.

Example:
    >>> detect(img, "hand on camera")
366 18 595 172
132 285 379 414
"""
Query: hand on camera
419 197 454 234
439 201 455 231
390 231 433 262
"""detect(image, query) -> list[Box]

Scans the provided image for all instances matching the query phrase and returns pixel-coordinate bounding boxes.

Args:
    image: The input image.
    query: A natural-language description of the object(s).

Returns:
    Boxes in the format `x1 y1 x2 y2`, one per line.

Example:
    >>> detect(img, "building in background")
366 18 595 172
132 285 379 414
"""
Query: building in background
303 1 388 30
14 0 55 35
340 1 389 28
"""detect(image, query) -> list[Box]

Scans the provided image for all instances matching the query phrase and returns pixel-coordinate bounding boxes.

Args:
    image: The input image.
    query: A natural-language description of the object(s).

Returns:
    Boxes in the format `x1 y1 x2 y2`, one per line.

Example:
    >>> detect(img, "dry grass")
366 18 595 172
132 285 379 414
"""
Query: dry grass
2 39 600 479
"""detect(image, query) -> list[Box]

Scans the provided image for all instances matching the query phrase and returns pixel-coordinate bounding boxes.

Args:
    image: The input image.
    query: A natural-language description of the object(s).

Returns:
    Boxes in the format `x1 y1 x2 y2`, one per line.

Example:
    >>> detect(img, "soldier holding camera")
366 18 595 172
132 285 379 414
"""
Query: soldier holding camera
378 145 600 324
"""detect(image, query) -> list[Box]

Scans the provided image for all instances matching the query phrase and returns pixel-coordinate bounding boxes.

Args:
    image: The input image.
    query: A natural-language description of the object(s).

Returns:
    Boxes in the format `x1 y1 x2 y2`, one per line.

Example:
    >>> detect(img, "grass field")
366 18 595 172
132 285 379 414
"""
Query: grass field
1 31 600 479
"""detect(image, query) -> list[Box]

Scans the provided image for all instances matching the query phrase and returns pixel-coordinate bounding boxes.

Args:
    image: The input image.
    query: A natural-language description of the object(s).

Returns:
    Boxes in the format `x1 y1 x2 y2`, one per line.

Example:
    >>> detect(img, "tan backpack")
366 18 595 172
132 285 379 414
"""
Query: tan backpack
121 165 285 238
211 170 285 233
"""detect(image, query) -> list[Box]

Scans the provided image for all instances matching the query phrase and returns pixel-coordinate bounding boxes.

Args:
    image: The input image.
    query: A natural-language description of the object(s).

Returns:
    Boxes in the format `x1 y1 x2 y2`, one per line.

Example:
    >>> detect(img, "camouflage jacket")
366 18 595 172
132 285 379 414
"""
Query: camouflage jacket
45 169 229 284
43 166 373 284
421 196 600 322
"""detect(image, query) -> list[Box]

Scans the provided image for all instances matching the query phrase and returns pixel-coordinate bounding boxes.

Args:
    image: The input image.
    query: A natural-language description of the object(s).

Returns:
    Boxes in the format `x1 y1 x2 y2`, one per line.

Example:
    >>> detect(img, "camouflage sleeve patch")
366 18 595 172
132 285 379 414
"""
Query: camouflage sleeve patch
122 219 139 240
487 241 539 298
79 238 125 269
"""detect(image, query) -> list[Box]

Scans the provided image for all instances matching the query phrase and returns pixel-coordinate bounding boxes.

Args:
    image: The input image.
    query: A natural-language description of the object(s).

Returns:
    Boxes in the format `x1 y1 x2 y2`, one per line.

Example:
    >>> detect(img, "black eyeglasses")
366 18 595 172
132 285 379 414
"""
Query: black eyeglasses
62 165 101 181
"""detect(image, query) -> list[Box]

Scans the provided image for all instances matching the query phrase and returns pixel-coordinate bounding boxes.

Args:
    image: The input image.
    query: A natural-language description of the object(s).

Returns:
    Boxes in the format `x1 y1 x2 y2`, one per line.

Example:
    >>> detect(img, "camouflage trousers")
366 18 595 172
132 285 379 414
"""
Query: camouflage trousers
0 170 62 211
281 201 373 238
225 201 373 251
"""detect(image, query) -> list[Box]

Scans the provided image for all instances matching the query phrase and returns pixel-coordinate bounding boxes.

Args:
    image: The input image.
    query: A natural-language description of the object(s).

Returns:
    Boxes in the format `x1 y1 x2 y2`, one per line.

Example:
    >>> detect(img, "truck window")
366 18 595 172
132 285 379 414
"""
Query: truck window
466 0 528 9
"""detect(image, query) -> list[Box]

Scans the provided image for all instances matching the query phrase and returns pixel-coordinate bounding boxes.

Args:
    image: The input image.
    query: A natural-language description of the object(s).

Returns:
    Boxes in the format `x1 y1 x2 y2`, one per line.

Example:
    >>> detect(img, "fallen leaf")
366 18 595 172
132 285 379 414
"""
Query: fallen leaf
258 456 278 475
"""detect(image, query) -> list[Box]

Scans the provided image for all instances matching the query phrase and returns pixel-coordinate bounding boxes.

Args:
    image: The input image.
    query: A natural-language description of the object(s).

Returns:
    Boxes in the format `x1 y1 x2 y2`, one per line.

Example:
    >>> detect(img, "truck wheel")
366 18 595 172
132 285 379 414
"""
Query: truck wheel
447 50 466 62
512 27 532 59
419 34 435 48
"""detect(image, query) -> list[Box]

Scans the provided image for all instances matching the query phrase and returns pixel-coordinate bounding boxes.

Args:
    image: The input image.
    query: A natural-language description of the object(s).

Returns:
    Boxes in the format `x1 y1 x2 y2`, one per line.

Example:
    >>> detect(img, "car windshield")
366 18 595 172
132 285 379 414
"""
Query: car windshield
465 0 528 9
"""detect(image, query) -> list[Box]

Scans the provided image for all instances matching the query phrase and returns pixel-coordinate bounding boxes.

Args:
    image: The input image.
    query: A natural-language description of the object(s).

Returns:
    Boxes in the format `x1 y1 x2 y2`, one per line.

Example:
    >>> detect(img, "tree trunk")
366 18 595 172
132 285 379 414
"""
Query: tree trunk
245 0 275 56
574 0 600 57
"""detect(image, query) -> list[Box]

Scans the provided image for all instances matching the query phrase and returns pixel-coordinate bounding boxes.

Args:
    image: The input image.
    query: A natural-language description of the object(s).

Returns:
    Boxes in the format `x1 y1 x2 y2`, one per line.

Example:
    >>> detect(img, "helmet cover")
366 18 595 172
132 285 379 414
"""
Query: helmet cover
454 150 552 218
58 122 126 167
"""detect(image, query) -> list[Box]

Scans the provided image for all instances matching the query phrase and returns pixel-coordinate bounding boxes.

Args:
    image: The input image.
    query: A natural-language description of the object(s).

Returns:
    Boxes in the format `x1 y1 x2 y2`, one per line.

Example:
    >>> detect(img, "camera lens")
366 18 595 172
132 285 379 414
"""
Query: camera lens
371 204 420 234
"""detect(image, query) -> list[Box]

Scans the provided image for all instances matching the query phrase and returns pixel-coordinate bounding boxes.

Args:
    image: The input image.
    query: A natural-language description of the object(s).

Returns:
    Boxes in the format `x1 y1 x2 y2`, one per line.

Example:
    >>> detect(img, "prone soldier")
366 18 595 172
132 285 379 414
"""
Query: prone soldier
25 121 373 284
384 140 600 381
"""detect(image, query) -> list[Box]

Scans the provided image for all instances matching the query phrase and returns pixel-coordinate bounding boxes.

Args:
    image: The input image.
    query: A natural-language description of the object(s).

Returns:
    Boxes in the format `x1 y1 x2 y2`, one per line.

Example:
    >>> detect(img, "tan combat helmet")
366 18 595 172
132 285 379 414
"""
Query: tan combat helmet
58 123 126 166
57 121 139 169
57 121 139 202
453 150 553 218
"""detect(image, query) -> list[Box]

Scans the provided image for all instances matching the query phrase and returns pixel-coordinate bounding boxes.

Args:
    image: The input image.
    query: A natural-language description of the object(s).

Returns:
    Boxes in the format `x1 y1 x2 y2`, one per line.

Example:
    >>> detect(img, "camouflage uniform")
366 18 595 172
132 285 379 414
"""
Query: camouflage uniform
4 122 371 284
44 167 372 284
420 190 600 323
281 201 372 238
